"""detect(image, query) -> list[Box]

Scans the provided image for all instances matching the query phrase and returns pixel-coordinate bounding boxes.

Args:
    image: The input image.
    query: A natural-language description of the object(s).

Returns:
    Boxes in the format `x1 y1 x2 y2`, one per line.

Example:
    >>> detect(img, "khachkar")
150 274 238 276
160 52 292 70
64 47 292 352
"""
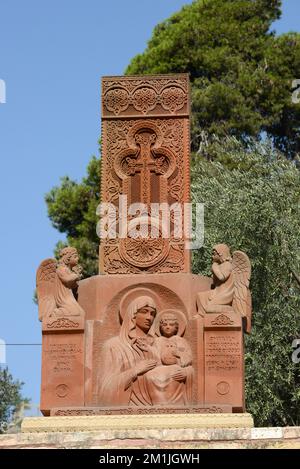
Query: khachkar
36 74 252 417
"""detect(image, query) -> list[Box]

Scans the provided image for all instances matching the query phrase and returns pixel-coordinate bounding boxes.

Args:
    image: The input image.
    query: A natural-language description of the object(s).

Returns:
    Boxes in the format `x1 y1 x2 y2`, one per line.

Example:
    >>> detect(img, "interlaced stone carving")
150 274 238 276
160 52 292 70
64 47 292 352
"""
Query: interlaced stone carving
103 88 129 115
211 314 234 326
160 86 186 113
102 75 189 118
133 87 157 114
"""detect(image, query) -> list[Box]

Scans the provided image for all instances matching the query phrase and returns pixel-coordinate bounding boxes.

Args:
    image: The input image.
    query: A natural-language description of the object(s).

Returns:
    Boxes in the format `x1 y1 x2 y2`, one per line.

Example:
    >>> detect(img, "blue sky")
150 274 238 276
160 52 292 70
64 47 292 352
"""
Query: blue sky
0 0 299 412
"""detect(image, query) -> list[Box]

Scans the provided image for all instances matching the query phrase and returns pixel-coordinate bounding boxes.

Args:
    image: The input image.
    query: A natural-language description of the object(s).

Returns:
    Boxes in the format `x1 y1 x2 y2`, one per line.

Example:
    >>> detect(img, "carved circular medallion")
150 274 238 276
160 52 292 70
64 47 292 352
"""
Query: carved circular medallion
55 384 69 398
161 86 186 113
104 88 129 115
132 87 157 114
120 237 167 268
216 381 230 396
119 217 169 268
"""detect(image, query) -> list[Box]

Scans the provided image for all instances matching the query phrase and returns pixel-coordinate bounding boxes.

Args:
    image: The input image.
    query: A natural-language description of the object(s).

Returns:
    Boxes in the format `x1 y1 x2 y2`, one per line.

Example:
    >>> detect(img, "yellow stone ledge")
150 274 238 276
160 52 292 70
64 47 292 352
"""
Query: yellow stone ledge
2 425 300 449
21 413 254 433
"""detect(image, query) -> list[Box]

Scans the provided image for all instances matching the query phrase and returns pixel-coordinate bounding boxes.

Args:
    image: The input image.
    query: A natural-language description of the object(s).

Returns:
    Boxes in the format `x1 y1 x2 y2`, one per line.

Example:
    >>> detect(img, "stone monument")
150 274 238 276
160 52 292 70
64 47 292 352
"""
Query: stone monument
35 74 253 427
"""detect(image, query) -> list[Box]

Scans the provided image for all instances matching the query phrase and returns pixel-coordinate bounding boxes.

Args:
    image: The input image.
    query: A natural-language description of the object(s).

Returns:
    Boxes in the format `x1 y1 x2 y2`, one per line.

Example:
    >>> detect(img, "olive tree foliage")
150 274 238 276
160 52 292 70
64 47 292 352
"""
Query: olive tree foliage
191 137 300 426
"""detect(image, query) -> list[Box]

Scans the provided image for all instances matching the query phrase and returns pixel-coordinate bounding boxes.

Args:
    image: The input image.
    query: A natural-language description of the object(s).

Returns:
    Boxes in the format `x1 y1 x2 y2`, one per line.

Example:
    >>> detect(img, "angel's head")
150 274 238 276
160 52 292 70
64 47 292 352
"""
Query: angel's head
59 247 79 267
212 244 232 263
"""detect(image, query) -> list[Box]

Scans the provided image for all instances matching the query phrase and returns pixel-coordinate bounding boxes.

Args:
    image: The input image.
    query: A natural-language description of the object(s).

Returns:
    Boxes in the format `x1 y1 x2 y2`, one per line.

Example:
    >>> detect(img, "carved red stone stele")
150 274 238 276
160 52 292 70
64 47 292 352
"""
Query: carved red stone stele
38 74 251 417
100 75 191 275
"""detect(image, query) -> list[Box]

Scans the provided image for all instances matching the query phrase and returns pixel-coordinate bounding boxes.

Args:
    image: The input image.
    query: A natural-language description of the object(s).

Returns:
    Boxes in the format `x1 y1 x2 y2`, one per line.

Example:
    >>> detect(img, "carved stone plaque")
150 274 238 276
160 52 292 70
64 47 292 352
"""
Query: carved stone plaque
40 333 85 414
204 322 244 411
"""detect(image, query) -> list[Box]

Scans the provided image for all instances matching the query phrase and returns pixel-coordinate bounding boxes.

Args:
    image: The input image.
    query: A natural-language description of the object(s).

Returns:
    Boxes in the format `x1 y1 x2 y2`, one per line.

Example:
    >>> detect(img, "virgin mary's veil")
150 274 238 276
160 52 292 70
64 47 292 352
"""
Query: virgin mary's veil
120 295 157 353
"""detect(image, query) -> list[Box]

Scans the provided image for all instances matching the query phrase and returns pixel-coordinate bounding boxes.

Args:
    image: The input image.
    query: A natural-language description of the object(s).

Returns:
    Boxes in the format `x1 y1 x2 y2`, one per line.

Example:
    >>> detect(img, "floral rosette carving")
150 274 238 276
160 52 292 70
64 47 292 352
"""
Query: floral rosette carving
104 88 129 115
120 236 168 268
132 87 157 114
161 86 186 113
119 216 169 268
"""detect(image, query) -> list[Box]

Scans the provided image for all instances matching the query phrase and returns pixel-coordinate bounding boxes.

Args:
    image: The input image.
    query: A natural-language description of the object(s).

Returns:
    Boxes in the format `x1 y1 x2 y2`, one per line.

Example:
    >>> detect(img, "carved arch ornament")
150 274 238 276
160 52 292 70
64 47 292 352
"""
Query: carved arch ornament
114 120 177 206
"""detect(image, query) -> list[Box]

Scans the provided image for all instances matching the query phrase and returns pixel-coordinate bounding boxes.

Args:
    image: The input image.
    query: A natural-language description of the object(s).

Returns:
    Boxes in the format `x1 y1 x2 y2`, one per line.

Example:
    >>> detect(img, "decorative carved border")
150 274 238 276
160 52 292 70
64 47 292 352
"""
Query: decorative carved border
102 74 190 118
51 405 231 416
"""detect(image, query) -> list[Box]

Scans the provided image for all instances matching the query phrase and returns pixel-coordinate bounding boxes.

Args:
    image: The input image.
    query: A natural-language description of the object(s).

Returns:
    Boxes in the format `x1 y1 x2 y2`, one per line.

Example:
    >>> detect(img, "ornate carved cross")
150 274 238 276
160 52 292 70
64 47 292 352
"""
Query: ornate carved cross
115 128 175 207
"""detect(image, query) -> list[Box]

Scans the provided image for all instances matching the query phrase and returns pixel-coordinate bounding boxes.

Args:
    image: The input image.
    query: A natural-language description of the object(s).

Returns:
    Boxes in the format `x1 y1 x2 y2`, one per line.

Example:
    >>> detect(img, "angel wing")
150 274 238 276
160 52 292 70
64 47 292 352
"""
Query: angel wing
36 258 57 322
232 251 252 333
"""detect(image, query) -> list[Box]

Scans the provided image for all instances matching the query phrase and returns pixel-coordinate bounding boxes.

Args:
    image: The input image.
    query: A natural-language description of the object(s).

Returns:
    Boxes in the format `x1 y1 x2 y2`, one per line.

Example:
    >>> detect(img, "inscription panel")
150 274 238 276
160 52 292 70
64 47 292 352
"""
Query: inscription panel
40 333 84 414
44 343 83 374
204 330 244 409
205 334 242 374
51 404 233 416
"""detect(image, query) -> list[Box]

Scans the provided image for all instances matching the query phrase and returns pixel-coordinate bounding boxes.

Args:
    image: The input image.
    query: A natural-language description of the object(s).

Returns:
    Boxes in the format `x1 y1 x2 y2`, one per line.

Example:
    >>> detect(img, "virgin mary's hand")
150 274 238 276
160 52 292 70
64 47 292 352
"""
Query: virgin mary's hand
135 360 157 376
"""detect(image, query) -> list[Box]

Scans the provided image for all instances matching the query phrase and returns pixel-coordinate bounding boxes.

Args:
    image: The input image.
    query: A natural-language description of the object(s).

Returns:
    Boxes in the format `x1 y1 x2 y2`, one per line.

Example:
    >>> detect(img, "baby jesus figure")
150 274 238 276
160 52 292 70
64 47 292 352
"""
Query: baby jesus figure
145 311 193 406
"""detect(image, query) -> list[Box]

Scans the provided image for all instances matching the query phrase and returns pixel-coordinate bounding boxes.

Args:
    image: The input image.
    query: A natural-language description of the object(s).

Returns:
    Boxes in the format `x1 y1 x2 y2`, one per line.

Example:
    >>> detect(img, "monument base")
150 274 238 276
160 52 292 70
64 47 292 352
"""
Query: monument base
21 413 253 433
2 422 300 449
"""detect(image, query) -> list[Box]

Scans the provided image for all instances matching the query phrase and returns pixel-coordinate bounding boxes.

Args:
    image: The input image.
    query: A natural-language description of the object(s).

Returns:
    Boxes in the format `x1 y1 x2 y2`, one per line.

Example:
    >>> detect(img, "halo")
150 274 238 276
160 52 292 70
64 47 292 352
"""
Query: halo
119 287 161 322
155 309 187 337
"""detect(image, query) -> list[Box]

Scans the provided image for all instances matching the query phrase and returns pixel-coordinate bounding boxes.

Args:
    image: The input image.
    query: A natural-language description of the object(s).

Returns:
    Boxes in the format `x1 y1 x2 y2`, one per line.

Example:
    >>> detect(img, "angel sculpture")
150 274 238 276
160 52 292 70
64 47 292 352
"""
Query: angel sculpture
196 244 252 333
36 247 85 322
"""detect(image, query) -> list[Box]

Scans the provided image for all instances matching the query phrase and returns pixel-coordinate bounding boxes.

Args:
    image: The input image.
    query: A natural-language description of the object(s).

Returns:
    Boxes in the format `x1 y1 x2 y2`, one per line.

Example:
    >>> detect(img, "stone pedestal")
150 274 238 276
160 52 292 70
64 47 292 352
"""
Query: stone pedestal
204 312 244 411
38 273 247 414
40 319 85 415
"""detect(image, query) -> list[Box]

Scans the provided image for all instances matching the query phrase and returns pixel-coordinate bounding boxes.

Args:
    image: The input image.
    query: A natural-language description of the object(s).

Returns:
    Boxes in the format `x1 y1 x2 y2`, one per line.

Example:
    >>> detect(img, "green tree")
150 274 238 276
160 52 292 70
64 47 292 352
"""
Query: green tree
45 156 101 277
191 138 300 426
126 0 300 159
0 367 29 434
